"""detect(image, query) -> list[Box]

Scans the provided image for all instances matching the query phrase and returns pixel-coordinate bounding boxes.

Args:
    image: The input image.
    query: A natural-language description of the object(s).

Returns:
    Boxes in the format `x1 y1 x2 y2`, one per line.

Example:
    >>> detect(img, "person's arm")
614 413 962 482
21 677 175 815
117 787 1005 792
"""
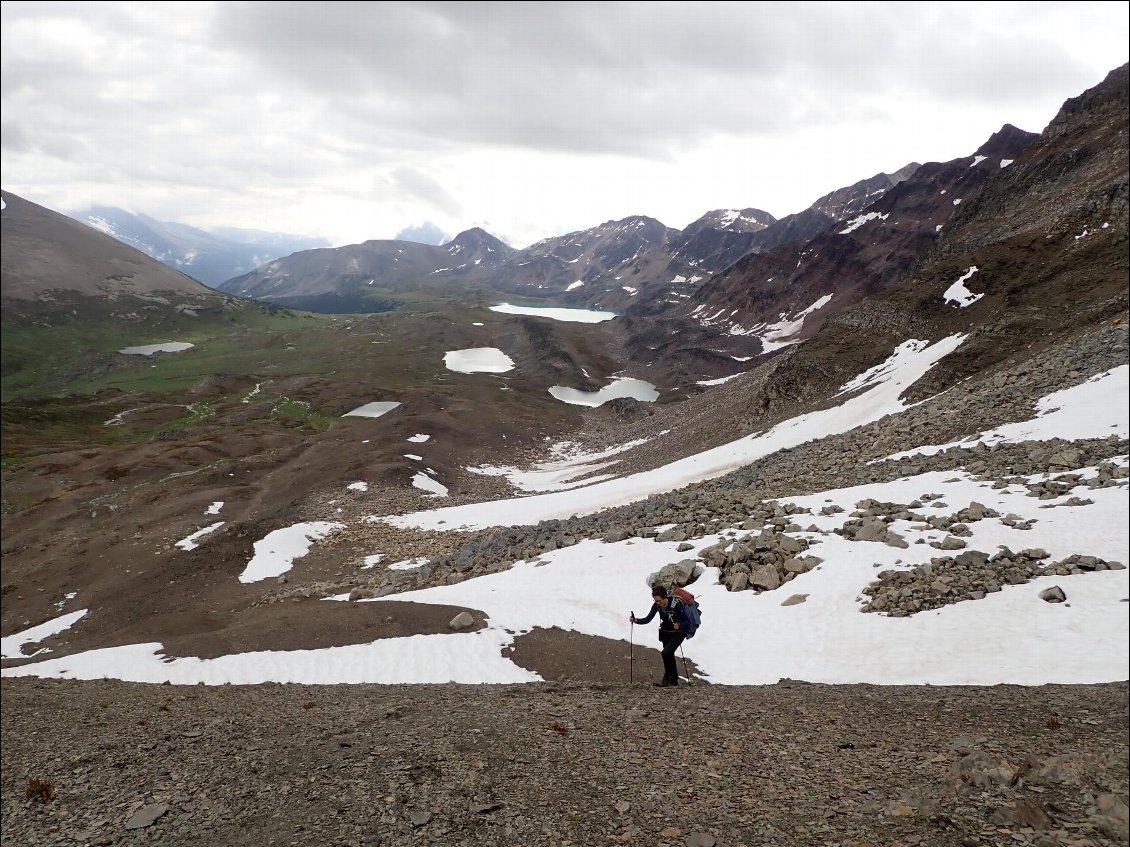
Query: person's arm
633 602 659 625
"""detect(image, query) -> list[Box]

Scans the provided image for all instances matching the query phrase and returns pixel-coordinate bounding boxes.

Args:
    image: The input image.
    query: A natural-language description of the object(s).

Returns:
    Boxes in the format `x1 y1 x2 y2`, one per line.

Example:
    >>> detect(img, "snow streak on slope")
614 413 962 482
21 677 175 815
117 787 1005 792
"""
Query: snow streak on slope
706 294 834 351
839 212 889 234
175 522 225 551
383 335 966 531
746 294 835 351
885 366 1129 460
1 610 88 660
239 522 344 583
466 438 649 493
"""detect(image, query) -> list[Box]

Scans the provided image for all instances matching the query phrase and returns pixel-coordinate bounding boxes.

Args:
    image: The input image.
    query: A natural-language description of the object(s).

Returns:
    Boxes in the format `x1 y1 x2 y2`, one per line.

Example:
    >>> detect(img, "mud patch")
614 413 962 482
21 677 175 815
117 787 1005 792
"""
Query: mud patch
504 626 708 685
128 600 488 660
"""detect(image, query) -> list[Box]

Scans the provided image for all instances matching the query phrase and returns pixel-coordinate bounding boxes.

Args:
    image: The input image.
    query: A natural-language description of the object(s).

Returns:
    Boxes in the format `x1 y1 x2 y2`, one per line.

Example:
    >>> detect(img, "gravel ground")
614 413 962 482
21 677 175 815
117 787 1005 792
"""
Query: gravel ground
2 678 1127 847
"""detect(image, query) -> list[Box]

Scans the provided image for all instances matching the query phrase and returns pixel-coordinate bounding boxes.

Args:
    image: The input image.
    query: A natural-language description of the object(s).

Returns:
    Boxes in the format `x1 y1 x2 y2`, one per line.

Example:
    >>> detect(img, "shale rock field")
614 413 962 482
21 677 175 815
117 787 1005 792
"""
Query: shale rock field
2 679 1128 847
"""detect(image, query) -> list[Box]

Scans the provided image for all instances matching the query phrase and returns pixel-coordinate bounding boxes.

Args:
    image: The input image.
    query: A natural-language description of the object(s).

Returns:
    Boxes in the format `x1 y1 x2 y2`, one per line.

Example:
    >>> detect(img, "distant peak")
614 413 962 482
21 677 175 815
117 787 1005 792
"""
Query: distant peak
444 226 515 259
974 123 1038 159
886 162 920 185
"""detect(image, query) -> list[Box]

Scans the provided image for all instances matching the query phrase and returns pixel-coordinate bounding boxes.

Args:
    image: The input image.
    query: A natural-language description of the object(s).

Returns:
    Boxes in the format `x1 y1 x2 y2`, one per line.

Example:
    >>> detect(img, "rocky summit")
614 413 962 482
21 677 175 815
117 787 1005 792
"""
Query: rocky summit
2 60 1128 847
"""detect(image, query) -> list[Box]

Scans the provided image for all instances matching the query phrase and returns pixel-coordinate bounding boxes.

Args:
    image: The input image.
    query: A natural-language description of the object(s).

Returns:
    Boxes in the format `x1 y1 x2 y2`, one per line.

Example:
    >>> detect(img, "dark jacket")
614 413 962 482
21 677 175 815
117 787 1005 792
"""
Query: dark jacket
634 599 691 635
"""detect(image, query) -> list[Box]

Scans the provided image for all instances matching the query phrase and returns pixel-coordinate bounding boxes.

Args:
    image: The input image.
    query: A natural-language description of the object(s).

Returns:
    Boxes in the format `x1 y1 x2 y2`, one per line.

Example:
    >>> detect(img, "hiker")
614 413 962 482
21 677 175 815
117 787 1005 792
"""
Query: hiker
630 585 691 686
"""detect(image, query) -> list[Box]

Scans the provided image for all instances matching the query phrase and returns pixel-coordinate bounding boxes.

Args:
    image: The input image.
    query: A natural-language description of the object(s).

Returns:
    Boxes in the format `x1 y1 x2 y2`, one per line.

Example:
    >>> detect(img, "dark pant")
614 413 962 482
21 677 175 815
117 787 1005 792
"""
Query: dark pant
659 631 686 681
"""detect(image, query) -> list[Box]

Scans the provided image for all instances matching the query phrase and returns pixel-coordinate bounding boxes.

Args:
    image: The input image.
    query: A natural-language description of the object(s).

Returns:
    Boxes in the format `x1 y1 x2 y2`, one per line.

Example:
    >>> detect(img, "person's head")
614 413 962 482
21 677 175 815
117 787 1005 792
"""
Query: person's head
651 584 668 606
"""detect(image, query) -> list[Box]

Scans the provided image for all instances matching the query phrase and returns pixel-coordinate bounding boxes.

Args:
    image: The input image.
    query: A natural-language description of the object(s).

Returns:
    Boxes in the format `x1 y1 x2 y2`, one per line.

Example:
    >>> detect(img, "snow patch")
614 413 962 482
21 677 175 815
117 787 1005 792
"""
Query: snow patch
239 522 344 583
1 610 88 660
344 401 401 418
741 293 834 352
943 266 983 308
411 473 449 497
839 212 889 234
175 522 225 551
467 437 649 493
388 557 429 571
119 342 194 356
444 348 515 374
696 373 743 386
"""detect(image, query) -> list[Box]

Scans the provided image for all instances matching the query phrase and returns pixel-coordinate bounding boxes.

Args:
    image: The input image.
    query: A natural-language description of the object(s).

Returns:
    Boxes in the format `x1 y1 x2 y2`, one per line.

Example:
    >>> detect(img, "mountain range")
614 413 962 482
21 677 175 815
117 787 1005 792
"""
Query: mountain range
208 163 922 314
70 205 330 287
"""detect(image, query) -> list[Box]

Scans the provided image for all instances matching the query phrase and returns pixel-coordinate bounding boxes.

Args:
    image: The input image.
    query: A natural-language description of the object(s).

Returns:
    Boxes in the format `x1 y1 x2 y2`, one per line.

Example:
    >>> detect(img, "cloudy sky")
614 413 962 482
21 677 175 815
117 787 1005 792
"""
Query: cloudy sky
2 2 1127 248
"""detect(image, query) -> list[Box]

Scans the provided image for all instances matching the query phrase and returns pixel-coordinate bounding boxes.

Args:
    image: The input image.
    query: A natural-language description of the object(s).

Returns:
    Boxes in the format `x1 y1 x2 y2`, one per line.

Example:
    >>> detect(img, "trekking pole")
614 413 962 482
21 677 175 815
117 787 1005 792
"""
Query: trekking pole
629 620 634 685
679 642 691 686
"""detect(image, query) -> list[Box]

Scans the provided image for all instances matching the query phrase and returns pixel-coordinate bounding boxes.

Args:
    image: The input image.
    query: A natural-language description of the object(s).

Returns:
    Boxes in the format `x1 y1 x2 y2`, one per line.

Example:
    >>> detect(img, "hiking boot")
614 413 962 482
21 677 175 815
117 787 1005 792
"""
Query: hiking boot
653 678 674 687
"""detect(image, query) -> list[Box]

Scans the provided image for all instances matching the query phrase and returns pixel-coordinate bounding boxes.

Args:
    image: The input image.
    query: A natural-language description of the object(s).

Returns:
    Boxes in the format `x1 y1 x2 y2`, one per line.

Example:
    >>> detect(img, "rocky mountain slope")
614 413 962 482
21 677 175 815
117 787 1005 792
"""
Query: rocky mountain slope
617 124 1036 374
1 193 222 304
217 226 515 312
70 205 330 287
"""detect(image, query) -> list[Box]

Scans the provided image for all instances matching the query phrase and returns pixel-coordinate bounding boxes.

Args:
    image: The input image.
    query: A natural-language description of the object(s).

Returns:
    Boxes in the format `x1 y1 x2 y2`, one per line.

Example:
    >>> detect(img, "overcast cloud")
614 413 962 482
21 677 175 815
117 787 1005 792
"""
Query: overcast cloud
2 1 1127 247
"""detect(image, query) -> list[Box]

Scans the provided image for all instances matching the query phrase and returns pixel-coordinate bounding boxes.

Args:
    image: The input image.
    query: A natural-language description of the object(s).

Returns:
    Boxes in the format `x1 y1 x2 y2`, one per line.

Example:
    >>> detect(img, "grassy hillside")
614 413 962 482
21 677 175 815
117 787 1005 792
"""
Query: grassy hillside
1 298 349 401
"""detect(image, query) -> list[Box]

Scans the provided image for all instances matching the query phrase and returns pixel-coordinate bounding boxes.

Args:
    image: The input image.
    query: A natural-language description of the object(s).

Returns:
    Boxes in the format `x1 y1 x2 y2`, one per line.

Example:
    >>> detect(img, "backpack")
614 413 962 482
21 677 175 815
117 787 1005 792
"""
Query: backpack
670 586 702 638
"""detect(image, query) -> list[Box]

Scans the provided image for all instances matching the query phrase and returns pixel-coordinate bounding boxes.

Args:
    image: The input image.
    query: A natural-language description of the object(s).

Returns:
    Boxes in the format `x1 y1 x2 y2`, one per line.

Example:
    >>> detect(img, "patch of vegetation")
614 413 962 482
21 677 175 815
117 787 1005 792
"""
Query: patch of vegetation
1 453 26 470
271 398 333 432
1 295 340 401
0 393 133 456
25 778 55 803
152 402 214 436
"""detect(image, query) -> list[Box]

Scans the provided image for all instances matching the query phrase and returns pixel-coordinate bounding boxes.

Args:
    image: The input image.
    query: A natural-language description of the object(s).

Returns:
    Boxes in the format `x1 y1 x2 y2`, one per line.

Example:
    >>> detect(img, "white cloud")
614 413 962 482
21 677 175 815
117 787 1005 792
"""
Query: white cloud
2 2 1127 248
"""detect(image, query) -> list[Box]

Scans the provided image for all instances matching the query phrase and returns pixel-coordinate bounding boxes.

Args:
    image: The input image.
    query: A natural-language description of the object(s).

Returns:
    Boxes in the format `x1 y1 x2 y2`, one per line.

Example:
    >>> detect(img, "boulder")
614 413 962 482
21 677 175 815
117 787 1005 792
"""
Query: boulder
725 572 749 592
449 611 475 630
1039 586 1067 603
749 564 781 591
782 557 809 575
933 535 966 551
854 518 889 543
778 535 804 555
650 559 702 589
